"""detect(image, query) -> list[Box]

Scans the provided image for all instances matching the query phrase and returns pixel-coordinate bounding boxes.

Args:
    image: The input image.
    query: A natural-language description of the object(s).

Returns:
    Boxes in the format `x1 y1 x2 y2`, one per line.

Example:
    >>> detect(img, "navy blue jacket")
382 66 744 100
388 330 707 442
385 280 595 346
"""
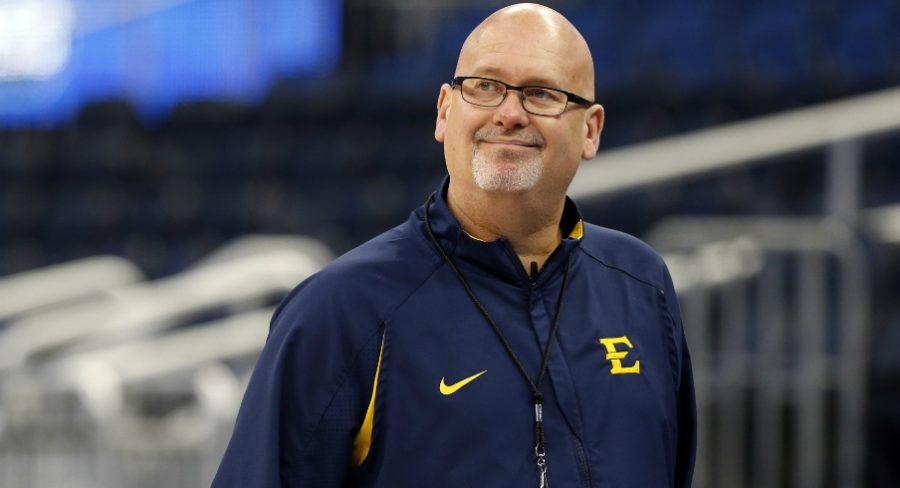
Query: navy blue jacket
213 180 696 487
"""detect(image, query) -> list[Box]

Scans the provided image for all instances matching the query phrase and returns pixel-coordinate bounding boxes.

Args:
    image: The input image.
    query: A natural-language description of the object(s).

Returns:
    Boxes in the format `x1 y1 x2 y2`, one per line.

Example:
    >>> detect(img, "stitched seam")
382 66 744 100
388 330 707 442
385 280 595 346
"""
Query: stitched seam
657 291 681 389
577 246 664 292
296 229 445 456
296 321 384 460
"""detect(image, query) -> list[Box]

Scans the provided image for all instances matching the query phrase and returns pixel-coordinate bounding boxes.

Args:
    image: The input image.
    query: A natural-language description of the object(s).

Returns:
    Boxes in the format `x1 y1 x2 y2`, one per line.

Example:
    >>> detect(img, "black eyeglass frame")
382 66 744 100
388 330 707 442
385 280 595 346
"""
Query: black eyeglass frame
451 76 595 115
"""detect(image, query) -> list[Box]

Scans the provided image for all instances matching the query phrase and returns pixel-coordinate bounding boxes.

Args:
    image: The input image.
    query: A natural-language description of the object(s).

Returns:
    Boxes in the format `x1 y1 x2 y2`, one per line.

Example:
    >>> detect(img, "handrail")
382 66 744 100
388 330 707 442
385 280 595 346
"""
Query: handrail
0 256 144 320
0 237 332 371
54 307 274 386
570 85 900 200
42 308 275 421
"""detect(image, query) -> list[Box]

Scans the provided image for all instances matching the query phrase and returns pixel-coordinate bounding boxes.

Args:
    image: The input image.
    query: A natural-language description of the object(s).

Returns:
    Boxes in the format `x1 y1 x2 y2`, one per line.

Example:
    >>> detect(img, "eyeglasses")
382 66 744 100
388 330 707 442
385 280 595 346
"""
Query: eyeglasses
451 76 594 116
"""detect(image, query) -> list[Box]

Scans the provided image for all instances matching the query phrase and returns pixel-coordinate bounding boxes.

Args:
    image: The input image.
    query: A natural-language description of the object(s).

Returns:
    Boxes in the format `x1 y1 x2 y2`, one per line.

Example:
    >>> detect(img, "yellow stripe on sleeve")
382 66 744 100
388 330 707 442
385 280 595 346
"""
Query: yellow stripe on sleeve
351 331 385 466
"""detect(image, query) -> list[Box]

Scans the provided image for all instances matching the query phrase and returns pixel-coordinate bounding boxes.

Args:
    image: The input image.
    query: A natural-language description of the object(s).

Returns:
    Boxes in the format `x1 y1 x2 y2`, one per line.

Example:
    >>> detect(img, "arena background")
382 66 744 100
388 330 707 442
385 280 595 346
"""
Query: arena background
1 0 898 486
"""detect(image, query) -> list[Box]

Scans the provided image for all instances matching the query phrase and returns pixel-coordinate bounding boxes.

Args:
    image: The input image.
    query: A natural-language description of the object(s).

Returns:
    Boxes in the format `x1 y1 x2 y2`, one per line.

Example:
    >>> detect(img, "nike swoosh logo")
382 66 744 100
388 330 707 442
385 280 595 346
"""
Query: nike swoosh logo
440 370 487 395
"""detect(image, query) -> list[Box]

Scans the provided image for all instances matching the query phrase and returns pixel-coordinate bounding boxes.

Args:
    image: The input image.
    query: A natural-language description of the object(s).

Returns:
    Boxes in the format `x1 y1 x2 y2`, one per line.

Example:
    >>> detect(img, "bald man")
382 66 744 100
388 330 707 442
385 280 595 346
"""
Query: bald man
213 4 695 487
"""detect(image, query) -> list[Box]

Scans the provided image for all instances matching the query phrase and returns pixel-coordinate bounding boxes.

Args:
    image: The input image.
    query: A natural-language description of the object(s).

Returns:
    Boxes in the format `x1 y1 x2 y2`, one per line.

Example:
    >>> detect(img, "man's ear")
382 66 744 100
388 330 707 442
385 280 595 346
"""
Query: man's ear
581 104 604 160
435 84 453 143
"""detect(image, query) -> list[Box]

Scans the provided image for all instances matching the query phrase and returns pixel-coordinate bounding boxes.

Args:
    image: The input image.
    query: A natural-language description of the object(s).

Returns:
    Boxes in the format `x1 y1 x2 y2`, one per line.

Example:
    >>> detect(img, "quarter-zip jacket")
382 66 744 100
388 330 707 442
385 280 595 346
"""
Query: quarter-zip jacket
213 179 696 487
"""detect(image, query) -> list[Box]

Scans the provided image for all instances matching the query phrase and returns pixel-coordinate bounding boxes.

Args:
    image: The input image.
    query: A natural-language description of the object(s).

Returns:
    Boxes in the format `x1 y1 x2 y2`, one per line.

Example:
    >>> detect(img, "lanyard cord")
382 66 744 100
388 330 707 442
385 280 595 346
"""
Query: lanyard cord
423 192 572 486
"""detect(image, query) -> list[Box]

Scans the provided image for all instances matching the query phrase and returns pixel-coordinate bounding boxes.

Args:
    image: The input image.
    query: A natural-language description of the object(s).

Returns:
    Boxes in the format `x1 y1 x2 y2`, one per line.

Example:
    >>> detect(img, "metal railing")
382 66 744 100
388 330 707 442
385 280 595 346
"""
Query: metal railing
0 236 333 488
653 218 869 488
570 85 900 217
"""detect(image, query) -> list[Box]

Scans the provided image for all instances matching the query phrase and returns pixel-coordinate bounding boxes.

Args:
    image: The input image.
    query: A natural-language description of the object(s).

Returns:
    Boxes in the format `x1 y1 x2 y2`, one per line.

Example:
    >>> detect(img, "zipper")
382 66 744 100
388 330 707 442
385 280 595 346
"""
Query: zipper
572 434 592 488
498 238 536 288
503 238 586 486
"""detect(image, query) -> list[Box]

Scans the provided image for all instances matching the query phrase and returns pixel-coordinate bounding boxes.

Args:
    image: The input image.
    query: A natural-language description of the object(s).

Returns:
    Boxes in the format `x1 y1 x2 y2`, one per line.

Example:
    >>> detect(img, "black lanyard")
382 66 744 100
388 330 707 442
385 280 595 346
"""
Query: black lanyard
423 192 572 488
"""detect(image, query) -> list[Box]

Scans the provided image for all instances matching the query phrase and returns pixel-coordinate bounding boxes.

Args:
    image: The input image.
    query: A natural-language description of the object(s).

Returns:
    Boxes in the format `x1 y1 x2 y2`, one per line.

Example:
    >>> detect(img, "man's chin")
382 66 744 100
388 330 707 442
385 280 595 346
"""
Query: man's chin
473 170 541 193
470 148 543 193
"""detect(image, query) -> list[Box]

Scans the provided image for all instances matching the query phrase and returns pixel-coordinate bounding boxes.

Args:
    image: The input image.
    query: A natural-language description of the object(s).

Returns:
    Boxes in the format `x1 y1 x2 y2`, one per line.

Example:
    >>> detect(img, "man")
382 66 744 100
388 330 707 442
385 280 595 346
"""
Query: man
213 3 695 487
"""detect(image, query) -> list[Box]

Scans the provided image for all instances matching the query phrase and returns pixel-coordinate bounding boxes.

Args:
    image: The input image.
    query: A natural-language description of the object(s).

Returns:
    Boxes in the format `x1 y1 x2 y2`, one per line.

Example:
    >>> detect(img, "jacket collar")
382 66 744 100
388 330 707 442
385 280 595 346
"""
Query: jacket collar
415 176 583 287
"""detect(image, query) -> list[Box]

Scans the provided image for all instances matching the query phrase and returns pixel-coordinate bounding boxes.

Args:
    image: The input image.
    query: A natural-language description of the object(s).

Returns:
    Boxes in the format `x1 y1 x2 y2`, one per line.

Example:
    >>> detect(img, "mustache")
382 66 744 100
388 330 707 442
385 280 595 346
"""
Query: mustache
473 127 544 147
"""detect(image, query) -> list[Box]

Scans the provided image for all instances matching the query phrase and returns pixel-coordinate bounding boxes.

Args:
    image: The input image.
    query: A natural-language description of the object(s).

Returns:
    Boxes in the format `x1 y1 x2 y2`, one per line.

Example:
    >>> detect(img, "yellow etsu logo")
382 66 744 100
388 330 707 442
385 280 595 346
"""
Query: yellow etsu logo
598 336 640 374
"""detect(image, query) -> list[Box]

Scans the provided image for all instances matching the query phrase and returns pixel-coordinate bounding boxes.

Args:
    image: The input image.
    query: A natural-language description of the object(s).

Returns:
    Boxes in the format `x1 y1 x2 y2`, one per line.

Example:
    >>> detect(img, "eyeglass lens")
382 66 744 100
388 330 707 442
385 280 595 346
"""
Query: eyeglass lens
460 78 568 115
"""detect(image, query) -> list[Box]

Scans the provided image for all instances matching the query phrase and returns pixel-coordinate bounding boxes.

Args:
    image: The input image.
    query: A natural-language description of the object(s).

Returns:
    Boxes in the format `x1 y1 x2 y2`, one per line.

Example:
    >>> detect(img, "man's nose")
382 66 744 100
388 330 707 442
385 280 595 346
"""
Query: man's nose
492 90 530 129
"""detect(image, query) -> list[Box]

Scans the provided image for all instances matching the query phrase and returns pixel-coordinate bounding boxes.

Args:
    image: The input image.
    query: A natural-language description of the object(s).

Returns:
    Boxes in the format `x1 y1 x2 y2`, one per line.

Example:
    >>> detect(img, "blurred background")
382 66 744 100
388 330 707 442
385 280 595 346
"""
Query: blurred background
0 0 898 486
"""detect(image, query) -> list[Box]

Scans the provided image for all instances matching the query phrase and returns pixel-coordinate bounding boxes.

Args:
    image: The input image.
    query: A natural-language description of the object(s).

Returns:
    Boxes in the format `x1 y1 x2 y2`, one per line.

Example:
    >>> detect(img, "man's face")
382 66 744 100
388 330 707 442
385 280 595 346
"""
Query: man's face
435 13 602 198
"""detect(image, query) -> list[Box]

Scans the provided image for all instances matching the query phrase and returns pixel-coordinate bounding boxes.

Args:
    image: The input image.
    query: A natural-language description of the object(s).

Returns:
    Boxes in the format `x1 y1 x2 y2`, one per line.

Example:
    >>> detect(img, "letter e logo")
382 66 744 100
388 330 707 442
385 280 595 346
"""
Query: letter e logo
598 336 640 374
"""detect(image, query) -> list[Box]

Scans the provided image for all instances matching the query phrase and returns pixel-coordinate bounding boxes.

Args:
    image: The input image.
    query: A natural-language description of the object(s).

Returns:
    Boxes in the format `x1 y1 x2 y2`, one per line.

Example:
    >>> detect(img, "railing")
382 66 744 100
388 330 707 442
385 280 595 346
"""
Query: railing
571 85 900 225
0 236 333 488
652 218 868 488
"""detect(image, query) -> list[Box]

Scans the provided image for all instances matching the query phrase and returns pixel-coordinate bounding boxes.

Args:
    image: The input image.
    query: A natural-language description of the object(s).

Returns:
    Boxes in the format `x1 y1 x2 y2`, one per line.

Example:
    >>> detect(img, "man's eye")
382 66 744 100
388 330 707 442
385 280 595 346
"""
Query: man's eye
476 81 500 92
528 88 563 102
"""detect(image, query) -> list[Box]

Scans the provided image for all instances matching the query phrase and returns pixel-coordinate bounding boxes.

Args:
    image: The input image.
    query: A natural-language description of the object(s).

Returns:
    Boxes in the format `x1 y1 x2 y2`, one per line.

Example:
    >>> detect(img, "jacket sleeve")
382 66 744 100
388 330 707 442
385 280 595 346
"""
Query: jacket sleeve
662 266 698 488
211 279 381 487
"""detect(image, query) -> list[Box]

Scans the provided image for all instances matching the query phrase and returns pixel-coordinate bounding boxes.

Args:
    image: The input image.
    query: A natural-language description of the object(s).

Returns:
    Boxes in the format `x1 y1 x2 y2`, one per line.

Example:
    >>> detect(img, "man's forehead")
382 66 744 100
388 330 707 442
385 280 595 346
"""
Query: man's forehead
457 38 585 92
455 6 594 94
467 35 563 62
463 64 567 89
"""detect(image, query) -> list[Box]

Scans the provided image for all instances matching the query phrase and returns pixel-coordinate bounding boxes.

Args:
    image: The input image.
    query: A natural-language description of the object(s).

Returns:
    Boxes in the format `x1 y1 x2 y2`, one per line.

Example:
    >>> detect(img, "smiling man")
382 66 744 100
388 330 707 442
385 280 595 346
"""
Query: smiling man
214 4 695 487
436 3 603 274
